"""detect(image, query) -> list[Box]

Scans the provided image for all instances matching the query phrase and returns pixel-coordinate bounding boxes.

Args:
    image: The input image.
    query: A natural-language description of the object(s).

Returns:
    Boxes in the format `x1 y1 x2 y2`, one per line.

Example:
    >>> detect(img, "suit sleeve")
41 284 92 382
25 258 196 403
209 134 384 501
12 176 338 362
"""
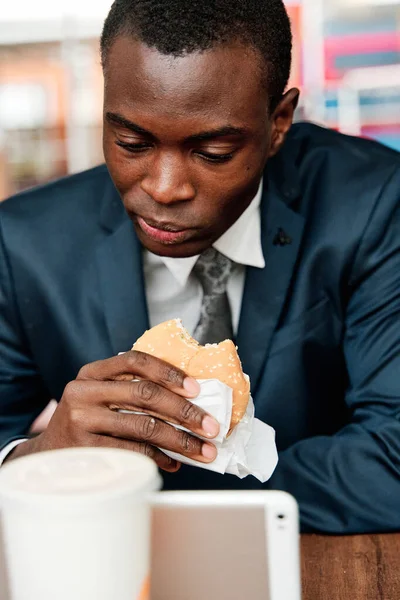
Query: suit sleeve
267 166 400 534
0 216 51 448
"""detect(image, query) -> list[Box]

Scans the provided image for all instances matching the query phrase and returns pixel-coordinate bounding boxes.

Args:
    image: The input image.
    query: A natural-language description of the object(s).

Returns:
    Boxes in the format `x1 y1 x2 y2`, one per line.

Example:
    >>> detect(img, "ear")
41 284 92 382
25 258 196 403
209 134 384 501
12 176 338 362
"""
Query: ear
268 88 300 158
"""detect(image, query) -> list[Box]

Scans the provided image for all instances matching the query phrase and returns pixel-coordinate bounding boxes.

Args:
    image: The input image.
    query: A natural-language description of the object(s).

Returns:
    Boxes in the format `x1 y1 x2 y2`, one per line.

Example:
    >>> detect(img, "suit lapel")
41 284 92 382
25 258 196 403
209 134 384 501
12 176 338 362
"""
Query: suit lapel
96 182 149 356
237 147 305 398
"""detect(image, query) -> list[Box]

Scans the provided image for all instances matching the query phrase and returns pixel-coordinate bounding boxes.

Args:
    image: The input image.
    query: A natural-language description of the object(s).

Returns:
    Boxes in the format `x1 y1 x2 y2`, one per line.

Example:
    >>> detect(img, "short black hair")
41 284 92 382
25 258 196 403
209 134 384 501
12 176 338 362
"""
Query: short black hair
100 0 292 110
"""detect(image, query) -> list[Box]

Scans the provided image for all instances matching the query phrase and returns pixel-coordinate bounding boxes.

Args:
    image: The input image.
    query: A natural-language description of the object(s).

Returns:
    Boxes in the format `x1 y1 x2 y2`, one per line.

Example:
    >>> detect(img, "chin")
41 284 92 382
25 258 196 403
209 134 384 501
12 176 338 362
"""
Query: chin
136 229 213 258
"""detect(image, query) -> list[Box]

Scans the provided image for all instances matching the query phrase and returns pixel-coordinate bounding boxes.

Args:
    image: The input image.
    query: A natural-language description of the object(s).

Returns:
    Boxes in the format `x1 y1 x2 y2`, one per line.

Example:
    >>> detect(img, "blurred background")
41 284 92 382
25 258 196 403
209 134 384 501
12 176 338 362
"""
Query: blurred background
0 0 399 201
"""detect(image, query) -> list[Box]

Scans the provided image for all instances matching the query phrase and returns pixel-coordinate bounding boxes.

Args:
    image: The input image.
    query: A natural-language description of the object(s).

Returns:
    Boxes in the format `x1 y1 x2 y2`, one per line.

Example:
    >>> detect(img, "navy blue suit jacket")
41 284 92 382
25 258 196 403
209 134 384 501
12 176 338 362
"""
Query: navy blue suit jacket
1 123 400 533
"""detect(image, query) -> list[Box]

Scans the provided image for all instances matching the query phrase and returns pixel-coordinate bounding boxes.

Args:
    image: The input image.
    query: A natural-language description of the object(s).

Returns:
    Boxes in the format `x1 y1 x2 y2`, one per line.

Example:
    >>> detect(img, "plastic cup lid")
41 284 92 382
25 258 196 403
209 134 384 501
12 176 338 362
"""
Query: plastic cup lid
0 447 161 508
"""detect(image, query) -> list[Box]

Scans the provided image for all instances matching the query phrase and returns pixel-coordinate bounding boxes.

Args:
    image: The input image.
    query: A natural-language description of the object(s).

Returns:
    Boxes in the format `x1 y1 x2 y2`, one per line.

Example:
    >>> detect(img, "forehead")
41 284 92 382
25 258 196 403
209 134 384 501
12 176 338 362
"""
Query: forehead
104 37 269 129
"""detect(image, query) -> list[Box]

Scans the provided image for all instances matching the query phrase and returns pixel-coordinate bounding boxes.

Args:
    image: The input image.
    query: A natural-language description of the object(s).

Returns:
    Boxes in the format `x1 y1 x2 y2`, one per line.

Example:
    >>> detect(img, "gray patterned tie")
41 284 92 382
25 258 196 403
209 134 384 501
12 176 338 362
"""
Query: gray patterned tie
193 247 234 345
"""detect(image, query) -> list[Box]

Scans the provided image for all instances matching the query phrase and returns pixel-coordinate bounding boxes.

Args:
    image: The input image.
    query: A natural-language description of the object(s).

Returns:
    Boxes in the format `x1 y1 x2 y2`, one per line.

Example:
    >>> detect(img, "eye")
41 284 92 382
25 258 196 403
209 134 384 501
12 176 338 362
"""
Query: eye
196 150 235 163
115 140 152 153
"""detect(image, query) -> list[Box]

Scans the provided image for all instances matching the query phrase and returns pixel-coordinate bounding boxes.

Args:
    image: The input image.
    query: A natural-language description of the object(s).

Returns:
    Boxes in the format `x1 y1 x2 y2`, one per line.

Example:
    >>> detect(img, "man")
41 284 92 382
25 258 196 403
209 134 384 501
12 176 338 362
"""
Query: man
1 0 400 534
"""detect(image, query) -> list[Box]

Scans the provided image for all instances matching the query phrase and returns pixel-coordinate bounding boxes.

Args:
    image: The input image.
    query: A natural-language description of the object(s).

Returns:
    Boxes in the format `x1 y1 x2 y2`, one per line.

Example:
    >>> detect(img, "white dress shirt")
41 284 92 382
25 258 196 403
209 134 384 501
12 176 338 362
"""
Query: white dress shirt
0 182 265 465
144 182 265 335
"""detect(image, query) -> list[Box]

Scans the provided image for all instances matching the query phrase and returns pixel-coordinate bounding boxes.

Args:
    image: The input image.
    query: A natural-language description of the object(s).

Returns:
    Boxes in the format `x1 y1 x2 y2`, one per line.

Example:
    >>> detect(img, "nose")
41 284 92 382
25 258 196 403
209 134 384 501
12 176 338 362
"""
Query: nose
140 151 195 205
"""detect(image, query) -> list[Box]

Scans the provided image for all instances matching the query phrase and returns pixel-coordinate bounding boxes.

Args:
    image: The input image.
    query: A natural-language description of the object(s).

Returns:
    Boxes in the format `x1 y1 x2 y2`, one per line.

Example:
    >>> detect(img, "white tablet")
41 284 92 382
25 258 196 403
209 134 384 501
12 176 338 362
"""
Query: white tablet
150 490 301 600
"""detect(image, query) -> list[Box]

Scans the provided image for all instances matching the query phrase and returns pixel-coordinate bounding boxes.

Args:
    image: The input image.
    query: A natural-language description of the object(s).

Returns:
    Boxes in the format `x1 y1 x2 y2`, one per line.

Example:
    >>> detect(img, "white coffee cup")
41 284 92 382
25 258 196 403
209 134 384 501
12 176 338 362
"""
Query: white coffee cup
0 447 161 600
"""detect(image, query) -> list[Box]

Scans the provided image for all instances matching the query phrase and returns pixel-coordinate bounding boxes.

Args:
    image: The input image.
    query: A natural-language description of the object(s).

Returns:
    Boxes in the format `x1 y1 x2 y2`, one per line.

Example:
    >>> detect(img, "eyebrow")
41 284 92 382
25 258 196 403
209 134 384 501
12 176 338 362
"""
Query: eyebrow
106 112 153 137
105 112 247 142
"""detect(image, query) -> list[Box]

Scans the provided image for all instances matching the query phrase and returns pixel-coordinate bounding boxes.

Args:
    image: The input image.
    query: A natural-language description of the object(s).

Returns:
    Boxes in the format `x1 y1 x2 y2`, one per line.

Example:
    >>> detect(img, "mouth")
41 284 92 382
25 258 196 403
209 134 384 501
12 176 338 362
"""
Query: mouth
136 216 196 245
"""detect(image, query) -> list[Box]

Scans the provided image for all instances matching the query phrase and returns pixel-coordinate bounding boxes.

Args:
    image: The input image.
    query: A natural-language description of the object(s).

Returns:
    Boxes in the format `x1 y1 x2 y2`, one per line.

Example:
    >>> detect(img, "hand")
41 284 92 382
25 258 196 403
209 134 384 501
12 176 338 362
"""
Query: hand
8 351 220 472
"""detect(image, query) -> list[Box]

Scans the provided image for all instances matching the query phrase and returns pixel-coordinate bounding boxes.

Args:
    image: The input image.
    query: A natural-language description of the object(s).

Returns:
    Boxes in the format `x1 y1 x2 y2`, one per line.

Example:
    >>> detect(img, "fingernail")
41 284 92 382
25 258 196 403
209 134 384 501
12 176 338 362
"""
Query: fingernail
183 377 200 397
202 444 217 461
202 415 220 438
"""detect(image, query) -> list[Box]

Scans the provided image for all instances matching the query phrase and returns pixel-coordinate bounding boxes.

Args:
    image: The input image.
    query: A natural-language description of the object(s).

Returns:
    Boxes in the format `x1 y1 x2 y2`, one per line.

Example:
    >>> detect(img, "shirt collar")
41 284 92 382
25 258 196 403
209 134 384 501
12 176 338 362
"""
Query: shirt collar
144 180 265 287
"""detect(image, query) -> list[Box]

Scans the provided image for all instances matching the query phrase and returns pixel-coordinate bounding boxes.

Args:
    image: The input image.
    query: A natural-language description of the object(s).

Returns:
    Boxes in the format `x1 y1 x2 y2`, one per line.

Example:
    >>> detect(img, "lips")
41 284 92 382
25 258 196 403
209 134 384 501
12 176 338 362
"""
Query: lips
138 217 189 233
136 216 195 245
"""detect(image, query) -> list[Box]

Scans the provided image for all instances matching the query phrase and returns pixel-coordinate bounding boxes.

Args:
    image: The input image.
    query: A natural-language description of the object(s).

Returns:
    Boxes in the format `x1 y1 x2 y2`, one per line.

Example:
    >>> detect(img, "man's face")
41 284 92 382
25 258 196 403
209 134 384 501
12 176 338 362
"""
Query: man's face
103 37 288 257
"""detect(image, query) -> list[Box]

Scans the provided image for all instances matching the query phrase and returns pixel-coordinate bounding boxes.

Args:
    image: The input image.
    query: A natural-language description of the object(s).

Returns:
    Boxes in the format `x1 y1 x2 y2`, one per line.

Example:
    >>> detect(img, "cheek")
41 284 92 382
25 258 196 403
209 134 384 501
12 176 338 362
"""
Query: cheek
206 157 263 202
192 173 261 230
223 167 263 212
196 148 265 199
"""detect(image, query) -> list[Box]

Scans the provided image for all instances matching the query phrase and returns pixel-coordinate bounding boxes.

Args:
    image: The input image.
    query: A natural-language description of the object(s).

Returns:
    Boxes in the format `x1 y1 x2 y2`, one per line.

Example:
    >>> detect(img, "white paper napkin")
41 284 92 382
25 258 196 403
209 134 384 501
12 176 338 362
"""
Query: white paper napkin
120 379 278 483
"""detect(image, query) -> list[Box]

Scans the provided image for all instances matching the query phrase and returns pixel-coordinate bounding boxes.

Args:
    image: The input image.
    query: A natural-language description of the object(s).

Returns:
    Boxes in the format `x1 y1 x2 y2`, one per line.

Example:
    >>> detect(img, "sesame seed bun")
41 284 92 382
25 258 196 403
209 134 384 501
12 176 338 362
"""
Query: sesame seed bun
132 318 250 433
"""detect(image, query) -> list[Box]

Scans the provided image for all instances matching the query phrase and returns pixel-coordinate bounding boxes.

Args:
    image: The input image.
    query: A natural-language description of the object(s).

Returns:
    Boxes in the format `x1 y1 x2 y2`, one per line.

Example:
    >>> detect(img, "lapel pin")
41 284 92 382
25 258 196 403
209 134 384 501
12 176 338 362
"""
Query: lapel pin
273 228 293 247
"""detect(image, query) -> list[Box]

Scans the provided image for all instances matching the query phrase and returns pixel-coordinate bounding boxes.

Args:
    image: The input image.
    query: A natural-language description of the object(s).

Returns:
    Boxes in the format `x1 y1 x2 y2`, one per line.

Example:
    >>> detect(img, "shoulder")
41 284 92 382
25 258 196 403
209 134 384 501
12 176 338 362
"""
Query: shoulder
270 124 400 284
291 122 400 160
291 122 400 189
0 165 123 263
283 124 400 226
0 164 111 223
0 165 119 256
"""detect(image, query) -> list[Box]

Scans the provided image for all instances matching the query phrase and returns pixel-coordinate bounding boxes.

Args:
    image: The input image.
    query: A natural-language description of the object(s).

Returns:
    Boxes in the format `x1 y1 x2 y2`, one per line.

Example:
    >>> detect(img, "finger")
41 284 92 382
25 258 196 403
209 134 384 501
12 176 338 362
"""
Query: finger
117 379 220 439
92 434 181 473
88 408 218 463
77 351 200 398
65 379 220 439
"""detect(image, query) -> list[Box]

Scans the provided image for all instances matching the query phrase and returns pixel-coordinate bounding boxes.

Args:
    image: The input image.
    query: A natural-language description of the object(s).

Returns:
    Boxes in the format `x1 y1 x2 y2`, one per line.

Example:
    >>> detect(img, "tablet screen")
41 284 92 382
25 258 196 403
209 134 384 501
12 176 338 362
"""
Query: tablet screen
151 503 270 600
